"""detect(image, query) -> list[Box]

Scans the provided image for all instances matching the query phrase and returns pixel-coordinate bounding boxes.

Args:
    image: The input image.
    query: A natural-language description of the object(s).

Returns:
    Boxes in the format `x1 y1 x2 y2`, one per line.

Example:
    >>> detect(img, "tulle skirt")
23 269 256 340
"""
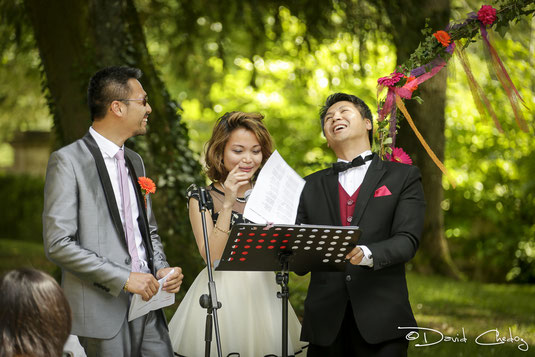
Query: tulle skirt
168 268 307 357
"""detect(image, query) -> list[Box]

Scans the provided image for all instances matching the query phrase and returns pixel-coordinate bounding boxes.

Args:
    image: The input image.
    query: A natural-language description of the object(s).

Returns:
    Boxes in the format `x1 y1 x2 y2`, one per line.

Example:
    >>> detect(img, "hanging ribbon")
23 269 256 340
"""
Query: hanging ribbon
479 24 529 132
395 96 457 188
454 42 503 133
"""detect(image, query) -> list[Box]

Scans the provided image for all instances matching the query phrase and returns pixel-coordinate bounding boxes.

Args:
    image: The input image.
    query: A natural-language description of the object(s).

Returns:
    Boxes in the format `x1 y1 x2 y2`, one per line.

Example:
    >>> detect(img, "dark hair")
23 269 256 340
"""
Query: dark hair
0 268 71 357
205 111 273 182
87 66 143 121
319 92 374 145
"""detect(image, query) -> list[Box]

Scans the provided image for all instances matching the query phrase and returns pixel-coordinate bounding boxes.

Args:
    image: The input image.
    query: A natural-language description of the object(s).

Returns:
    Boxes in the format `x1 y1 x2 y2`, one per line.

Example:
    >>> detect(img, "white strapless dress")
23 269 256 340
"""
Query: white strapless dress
168 268 307 357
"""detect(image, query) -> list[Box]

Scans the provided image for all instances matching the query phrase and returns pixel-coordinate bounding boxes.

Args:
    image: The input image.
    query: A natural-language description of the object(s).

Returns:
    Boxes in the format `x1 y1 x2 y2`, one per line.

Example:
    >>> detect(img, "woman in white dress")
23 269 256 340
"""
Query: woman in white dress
168 111 307 356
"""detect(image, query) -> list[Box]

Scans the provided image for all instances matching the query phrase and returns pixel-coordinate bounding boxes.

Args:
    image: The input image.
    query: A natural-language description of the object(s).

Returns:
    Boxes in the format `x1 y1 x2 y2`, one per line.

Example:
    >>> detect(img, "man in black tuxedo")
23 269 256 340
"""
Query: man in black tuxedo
297 93 426 356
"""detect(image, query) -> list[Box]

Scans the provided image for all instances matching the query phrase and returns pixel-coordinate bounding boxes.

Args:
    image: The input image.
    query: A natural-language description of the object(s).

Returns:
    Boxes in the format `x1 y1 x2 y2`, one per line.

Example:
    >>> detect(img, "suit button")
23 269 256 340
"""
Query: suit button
347 199 354 206
125 257 131 264
346 216 353 223
346 275 352 282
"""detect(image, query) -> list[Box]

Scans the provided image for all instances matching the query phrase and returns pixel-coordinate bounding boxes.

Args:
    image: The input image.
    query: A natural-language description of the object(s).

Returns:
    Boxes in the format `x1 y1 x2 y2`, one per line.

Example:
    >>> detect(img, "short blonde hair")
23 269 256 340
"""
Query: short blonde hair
205 111 273 182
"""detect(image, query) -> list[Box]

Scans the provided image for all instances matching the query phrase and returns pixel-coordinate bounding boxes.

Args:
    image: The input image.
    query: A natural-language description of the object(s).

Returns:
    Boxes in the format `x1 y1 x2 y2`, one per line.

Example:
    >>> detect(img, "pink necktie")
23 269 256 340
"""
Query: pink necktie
115 149 140 272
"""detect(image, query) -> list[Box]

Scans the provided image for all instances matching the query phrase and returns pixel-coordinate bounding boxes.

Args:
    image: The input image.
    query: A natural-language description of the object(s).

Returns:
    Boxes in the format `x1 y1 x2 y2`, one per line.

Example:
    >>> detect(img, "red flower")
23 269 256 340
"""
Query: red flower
477 5 497 26
433 30 451 47
378 72 404 87
388 147 413 165
138 177 156 194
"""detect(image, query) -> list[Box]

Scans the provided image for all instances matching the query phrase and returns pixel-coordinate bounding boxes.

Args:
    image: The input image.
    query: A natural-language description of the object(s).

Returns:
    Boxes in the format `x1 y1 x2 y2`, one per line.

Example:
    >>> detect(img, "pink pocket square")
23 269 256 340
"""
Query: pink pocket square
374 185 392 197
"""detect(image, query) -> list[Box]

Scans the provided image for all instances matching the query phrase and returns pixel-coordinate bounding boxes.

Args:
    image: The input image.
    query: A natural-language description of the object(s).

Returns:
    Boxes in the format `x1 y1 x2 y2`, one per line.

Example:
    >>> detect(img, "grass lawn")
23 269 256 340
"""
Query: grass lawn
288 272 534 356
407 272 534 355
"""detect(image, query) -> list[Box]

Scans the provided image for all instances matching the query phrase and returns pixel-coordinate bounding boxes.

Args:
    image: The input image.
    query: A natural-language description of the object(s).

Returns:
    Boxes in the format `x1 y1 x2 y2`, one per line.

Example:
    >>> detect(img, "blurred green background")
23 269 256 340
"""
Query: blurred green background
1 0 534 355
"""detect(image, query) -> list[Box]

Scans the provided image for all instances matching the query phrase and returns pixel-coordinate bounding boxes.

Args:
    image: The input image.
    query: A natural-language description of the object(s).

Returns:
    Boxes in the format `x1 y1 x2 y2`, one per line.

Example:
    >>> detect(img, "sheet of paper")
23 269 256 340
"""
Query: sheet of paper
244 150 305 225
128 269 176 322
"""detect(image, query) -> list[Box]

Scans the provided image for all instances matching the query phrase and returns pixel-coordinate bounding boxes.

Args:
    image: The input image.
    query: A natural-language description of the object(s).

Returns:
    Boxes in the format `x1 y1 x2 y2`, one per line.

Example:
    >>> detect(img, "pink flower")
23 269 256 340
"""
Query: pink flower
378 72 404 87
477 5 497 26
387 147 413 165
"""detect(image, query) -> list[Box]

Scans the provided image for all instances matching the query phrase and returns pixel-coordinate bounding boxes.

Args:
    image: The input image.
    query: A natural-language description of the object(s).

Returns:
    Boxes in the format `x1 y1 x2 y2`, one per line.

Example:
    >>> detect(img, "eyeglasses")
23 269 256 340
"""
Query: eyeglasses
118 97 148 106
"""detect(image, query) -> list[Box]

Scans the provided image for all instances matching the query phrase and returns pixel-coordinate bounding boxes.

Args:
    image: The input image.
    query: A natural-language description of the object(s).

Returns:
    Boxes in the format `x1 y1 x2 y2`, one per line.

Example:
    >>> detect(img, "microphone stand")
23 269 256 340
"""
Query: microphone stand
276 251 292 357
197 187 223 357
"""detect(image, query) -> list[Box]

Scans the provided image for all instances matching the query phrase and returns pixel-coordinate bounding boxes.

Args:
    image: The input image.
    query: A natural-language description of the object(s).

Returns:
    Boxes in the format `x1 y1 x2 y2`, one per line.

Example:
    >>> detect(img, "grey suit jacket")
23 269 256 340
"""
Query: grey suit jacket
43 132 169 339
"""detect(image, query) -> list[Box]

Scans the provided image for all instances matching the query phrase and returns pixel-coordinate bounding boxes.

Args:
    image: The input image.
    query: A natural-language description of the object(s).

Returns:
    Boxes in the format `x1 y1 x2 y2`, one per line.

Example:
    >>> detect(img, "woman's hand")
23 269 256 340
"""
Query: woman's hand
222 161 253 208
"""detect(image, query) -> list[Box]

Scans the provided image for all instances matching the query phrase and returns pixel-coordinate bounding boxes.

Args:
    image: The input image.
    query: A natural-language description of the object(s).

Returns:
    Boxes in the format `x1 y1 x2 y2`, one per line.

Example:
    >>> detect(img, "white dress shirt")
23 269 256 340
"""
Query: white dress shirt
337 150 374 267
89 127 150 273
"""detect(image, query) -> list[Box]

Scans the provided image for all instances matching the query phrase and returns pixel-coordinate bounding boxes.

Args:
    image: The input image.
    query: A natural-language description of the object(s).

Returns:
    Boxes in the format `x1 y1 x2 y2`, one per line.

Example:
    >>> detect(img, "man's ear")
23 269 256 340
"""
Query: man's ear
110 101 124 117
365 118 372 130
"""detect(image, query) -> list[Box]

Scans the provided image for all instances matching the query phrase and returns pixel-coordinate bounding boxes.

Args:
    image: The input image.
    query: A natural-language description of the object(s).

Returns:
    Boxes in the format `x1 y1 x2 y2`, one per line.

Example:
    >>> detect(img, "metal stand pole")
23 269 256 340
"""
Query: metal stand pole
198 187 223 357
276 251 291 357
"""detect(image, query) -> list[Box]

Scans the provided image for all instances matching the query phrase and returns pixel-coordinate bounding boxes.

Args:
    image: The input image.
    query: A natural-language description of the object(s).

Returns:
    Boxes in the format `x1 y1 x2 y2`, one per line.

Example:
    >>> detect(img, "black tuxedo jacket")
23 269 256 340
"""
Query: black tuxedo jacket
296 154 425 345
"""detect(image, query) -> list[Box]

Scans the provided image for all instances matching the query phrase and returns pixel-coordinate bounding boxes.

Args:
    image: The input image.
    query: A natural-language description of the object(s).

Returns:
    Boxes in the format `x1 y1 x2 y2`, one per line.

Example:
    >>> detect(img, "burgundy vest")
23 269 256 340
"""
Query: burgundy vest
338 183 361 226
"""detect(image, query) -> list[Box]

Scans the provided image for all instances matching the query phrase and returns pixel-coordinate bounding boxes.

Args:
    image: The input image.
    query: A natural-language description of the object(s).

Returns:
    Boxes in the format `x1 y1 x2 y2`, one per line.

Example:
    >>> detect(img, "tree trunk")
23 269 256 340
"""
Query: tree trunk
24 0 203 288
382 0 461 278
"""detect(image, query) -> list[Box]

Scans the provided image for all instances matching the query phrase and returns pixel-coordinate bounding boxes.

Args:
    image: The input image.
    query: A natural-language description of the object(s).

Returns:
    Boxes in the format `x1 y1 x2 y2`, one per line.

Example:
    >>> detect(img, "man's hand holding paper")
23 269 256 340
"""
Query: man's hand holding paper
128 269 176 321
126 272 160 301
157 266 184 293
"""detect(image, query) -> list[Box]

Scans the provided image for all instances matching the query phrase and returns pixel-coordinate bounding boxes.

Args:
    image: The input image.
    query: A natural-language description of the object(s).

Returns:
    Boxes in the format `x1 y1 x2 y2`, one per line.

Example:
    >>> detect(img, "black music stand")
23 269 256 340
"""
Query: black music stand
215 223 361 357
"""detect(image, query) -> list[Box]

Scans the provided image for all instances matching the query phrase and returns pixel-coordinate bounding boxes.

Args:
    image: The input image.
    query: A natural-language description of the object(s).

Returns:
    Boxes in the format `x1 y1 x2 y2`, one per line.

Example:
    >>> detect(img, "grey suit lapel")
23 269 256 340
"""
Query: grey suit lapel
322 167 342 226
82 133 126 245
354 154 386 226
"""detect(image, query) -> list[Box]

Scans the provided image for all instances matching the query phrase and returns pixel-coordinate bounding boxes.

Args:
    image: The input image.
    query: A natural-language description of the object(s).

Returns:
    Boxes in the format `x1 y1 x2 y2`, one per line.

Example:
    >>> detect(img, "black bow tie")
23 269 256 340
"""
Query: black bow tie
332 154 373 174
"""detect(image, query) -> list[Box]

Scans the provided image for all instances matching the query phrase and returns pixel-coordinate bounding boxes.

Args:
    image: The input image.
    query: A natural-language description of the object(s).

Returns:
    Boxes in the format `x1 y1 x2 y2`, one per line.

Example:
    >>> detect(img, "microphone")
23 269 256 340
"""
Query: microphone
244 189 252 202
198 186 208 211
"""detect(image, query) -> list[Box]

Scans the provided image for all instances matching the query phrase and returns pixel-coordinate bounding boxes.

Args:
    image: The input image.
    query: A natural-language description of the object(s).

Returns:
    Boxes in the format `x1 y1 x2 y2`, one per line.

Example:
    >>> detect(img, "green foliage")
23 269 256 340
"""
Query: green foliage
0 0 52 142
143 5 394 176
136 0 387 109
0 174 44 242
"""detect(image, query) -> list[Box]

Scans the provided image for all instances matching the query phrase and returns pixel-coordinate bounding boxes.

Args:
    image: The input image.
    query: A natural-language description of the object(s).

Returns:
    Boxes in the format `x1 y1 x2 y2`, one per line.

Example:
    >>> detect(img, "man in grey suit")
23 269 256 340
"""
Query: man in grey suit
43 66 183 356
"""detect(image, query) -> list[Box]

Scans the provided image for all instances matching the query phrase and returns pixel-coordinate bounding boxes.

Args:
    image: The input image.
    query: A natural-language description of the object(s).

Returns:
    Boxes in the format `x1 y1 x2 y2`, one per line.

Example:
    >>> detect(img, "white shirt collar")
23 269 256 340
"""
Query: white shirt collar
89 127 123 159
337 150 373 163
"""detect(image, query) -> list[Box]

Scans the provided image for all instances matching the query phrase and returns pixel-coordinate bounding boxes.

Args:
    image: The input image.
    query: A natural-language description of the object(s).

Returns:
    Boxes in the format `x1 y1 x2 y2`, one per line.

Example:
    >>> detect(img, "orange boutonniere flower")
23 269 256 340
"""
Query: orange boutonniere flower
433 30 451 47
138 177 156 208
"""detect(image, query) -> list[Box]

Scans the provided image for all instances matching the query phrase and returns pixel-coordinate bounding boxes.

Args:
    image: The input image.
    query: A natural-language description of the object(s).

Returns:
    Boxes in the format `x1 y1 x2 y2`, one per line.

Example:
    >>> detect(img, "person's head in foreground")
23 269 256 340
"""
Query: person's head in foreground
0 268 71 357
